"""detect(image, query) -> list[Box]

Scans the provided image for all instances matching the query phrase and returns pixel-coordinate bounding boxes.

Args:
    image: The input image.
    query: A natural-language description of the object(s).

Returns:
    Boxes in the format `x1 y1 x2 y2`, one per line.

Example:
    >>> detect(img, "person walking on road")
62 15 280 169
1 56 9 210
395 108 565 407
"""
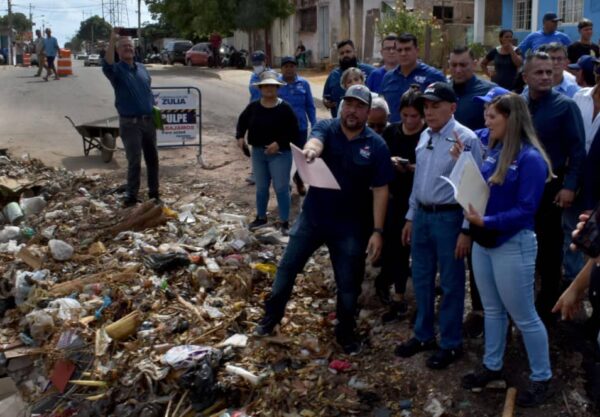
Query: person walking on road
43 28 60 81
253 85 394 354
460 93 554 407
34 29 46 77
236 71 299 234
103 29 160 208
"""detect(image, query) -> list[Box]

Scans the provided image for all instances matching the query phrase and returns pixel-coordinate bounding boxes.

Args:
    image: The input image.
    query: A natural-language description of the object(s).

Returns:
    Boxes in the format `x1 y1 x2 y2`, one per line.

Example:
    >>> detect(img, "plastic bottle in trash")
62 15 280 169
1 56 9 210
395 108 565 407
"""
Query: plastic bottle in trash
20 226 35 240
2 202 24 225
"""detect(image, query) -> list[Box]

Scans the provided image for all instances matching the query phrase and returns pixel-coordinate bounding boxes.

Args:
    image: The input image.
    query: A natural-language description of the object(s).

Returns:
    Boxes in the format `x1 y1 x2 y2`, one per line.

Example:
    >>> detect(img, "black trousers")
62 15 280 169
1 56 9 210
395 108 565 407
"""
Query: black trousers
534 178 564 318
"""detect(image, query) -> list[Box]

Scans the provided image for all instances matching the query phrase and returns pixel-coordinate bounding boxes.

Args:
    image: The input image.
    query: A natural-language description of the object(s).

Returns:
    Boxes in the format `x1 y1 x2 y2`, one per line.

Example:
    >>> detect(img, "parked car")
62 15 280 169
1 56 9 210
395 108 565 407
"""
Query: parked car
185 42 213 67
161 40 192 65
84 54 101 66
76 52 89 60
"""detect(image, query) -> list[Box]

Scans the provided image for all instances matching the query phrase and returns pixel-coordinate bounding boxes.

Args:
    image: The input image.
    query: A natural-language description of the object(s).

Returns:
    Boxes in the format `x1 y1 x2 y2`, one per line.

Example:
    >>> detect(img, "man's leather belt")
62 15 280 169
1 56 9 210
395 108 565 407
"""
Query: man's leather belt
419 203 462 212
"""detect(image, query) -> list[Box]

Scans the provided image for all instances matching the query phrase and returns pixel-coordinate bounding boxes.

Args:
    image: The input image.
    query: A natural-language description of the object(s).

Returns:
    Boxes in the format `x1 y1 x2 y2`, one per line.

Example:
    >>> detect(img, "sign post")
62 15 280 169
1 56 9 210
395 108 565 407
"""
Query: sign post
152 86 204 166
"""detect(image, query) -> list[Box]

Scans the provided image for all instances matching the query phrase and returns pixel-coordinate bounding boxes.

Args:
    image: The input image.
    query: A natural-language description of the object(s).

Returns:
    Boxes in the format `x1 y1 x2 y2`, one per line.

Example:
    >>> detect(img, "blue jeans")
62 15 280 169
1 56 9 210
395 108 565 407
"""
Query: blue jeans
411 208 465 349
472 230 552 381
119 117 159 200
263 213 368 343
562 202 585 281
251 148 292 221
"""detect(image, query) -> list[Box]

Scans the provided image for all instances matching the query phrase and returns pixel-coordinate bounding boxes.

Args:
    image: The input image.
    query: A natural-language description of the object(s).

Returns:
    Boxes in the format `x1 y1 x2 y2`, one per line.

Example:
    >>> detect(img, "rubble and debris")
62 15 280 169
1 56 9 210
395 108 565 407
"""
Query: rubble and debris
0 152 596 417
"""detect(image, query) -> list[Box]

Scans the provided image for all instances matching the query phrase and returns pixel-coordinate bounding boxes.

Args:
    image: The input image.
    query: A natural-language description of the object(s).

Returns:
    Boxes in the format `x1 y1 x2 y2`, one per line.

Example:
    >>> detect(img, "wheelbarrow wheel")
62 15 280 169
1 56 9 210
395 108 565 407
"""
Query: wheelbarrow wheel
101 133 116 163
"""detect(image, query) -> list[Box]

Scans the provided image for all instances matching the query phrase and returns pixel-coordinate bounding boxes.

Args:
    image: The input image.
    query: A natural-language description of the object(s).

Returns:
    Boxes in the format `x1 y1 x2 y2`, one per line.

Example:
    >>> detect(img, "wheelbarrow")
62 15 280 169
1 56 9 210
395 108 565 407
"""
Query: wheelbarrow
65 115 119 163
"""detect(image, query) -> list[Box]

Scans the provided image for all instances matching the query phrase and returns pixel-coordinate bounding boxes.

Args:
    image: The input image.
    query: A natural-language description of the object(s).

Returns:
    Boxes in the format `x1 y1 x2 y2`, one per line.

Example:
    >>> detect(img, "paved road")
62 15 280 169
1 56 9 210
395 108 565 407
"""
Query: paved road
0 62 266 172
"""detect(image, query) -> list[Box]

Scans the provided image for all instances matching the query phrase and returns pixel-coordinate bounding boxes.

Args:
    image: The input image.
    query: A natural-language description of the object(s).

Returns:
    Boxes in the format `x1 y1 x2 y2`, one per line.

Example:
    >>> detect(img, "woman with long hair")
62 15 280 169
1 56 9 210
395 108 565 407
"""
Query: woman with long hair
459 94 554 407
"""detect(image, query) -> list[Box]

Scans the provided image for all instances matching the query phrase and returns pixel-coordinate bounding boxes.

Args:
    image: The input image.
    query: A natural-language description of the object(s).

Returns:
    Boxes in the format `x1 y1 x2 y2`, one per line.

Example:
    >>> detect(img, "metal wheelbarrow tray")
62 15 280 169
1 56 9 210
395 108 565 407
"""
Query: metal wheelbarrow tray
65 115 119 163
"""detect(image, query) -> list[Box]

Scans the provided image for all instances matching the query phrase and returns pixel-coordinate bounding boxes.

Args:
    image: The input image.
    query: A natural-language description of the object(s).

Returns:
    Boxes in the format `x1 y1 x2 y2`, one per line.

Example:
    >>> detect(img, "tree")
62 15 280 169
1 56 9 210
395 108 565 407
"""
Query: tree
146 0 294 38
0 12 33 33
77 15 112 43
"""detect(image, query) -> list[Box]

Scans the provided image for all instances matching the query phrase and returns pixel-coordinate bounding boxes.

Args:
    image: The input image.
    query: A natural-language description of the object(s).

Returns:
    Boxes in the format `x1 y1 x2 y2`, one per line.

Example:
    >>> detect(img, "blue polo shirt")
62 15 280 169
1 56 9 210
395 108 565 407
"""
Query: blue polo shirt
475 127 490 149
303 119 394 234
481 144 548 245
517 30 572 56
43 36 59 57
452 76 496 130
381 62 446 122
102 60 154 117
366 66 391 94
524 89 585 191
277 75 317 133
323 63 375 117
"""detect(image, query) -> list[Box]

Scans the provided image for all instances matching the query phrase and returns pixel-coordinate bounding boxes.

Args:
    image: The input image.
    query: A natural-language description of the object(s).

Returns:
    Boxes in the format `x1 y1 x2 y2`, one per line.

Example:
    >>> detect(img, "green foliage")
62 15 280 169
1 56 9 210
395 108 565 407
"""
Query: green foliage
77 16 112 42
145 0 294 38
376 1 440 52
468 42 487 59
0 12 33 33
66 37 83 52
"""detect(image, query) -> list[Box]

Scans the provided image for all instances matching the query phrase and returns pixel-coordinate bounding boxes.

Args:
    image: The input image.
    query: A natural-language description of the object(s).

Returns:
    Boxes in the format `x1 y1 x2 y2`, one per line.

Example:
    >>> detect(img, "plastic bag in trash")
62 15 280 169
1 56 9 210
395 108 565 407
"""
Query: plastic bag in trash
143 253 190 273
162 345 222 370
178 358 219 411
26 310 55 343
47 298 83 321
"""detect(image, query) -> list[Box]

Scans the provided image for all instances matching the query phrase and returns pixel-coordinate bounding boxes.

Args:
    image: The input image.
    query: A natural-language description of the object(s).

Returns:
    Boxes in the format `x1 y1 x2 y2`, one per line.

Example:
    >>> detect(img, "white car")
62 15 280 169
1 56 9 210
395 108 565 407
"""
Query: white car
84 54 101 66
76 53 88 60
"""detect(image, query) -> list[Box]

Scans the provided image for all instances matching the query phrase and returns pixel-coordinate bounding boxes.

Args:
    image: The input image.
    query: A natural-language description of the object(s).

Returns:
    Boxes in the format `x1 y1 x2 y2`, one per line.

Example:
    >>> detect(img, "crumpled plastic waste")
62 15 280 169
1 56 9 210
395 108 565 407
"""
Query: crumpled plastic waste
162 345 222 370
143 252 190 273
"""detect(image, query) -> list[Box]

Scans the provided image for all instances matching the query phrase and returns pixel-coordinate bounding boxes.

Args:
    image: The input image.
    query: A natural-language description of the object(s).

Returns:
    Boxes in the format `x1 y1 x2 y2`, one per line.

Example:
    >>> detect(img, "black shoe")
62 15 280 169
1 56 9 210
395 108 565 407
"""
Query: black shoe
462 366 504 392
382 300 409 324
337 335 365 356
516 379 550 407
248 217 268 230
463 312 484 338
279 221 289 236
122 197 141 208
394 337 437 358
426 347 463 369
252 321 275 337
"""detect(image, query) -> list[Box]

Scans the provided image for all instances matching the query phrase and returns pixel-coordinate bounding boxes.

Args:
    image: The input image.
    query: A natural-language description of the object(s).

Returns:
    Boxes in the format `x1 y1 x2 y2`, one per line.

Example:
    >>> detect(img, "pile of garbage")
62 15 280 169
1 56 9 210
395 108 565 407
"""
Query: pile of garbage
0 152 597 417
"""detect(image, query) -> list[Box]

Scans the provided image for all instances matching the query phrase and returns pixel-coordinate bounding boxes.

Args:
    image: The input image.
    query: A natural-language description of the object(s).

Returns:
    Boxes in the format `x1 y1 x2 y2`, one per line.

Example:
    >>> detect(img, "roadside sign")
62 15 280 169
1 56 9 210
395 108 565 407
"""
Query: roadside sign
153 88 200 146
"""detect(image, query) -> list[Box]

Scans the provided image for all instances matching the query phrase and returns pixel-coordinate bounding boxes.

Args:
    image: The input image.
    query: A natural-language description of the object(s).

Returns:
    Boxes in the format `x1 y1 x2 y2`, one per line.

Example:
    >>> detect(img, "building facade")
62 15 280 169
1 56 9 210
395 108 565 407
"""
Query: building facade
501 0 600 43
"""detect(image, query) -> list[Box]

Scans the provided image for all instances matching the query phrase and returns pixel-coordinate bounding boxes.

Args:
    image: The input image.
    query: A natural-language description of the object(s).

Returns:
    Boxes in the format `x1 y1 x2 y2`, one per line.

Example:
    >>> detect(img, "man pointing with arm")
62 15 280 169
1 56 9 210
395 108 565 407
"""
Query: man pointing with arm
254 85 394 355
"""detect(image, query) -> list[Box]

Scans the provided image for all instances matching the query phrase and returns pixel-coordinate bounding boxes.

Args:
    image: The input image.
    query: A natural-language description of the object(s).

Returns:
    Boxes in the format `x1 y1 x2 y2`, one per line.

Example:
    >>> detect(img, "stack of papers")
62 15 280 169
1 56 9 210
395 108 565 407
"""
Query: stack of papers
441 152 489 215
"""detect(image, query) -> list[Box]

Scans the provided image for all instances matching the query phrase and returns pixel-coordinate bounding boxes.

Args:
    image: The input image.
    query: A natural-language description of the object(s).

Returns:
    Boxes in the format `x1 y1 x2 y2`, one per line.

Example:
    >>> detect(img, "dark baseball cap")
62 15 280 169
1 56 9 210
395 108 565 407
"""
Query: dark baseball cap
543 12 562 22
281 56 297 66
568 55 600 72
420 82 458 103
474 86 510 103
251 50 266 65
342 85 372 107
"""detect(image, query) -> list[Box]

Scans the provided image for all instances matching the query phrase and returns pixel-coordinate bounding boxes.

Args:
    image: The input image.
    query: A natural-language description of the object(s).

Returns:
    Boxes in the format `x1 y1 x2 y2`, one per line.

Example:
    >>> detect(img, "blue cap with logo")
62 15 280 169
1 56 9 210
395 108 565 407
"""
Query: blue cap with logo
251 50 266 65
473 86 511 103
568 55 600 72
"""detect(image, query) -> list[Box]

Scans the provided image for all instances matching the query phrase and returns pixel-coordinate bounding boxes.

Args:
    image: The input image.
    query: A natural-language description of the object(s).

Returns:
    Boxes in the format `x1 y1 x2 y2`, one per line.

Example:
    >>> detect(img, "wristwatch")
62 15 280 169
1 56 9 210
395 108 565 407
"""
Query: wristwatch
373 228 384 235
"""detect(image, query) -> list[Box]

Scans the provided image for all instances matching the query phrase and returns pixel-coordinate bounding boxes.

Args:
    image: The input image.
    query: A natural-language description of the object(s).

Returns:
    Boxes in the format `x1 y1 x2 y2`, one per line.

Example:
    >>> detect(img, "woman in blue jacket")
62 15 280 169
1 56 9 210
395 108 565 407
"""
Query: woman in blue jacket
459 94 554 407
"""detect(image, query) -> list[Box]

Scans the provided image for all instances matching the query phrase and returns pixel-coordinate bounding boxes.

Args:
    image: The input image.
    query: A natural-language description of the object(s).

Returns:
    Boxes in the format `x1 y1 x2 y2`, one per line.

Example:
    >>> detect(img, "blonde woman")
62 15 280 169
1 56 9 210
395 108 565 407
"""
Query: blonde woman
337 67 376 117
459 94 554 407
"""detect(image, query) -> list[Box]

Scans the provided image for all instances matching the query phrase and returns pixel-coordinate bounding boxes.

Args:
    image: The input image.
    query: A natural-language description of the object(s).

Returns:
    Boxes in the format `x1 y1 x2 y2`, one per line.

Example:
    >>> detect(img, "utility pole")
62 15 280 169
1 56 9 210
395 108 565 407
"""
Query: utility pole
137 0 142 53
7 0 13 66
29 3 33 32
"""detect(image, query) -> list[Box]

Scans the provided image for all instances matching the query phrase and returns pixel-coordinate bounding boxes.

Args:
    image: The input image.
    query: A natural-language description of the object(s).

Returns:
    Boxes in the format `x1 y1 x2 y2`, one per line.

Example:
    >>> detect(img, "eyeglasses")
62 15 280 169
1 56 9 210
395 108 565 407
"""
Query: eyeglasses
382 47 397 52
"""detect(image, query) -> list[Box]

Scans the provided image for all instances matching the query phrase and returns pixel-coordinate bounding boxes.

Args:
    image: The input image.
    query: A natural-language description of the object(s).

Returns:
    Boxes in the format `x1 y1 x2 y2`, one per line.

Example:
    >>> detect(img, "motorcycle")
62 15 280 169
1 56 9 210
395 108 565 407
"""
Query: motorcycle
145 52 162 64
220 45 247 69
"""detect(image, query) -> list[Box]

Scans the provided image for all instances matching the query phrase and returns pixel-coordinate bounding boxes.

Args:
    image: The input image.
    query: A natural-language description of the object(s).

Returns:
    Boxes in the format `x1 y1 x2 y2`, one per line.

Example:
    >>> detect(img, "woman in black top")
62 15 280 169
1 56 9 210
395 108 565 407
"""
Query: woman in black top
236 71 299 233
480 29 523 90
375 86 426 322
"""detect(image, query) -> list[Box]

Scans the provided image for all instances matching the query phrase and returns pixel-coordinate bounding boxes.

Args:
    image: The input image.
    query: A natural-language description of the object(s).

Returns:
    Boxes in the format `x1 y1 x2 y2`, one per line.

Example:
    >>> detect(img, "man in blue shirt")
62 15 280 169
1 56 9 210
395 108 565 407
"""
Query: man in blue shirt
381 33 446 123
249 50 270 102
278 55 317 195
518 12 572 56
396 82 483 369
103 29 159 207
366 35 400 94
43 28 60 81
522 51 586 322
322 39 375 117
254 85 394 354
449 46 496 130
